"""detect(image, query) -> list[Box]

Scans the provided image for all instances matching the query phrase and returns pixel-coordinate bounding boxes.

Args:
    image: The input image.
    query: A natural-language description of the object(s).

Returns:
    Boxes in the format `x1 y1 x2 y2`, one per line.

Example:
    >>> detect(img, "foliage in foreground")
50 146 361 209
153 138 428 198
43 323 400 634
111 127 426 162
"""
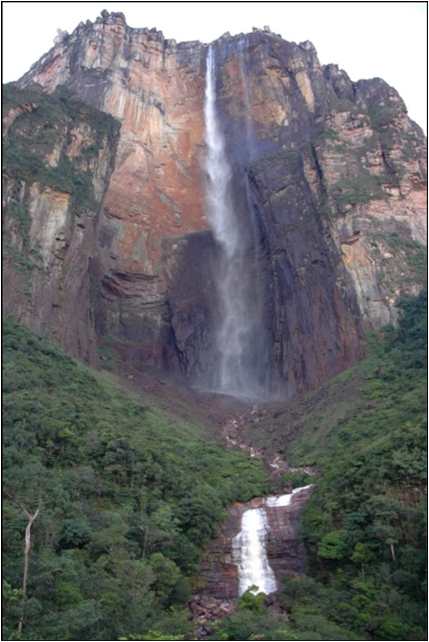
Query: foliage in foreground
211 587 360 640
2 319 268 640
2 290 426 641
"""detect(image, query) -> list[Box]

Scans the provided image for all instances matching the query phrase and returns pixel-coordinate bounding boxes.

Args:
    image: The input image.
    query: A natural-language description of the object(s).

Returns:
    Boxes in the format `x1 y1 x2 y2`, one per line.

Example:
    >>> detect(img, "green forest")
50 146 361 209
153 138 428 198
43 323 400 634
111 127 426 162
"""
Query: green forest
2 319 269 640
3 291 426 641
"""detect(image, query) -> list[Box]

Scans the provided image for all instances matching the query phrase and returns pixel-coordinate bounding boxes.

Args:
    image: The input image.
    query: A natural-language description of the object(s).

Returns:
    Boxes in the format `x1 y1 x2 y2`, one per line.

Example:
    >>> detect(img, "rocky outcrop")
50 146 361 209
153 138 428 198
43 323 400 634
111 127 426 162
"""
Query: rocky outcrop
2 84 119 361
265 488 314 579
18 12 209 371
7 11 427 395
189 595 235 639
313 72 427 326
199 486 314 600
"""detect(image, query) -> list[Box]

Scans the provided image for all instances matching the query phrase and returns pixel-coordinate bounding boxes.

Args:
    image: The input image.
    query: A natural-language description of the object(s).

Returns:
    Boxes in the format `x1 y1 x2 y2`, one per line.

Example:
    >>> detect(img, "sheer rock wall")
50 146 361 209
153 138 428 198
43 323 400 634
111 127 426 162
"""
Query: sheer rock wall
5 11 426 395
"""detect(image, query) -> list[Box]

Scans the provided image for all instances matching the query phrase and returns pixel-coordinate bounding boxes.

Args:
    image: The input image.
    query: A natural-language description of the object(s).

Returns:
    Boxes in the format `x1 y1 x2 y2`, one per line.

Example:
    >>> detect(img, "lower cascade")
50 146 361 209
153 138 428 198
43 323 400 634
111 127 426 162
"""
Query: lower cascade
233 507 277 596
233 486 313 596
265 484 314 508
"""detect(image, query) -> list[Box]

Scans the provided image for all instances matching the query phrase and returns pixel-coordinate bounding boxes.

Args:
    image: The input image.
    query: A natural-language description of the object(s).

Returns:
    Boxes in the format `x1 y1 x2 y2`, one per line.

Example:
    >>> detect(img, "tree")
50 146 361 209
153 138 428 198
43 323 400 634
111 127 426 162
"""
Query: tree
318 530 348 560
18 504 40 637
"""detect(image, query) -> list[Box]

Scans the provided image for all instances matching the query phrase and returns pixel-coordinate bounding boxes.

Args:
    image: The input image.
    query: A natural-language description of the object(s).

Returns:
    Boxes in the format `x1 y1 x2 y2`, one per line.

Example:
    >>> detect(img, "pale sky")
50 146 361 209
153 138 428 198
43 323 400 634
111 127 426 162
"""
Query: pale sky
3 2 427 131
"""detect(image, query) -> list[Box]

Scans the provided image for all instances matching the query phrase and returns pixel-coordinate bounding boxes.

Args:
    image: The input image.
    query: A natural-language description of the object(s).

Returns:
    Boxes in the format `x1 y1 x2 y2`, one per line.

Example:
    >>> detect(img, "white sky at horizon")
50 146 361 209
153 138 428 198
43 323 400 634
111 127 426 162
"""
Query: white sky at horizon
3 1 427 131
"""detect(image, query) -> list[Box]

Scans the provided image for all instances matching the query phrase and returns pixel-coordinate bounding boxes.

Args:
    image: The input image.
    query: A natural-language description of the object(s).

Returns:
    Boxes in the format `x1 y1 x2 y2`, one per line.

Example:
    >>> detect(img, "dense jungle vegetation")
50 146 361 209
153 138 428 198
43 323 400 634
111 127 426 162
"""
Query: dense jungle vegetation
2 319 268 641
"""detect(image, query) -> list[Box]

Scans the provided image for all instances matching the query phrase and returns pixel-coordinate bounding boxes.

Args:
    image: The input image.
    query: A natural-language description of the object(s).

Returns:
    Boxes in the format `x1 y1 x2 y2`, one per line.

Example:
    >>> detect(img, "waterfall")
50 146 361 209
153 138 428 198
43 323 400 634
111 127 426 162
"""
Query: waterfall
266 485 314 508
232 507 277 596
233 486 314 596
203 44 269 399
204 45 239 254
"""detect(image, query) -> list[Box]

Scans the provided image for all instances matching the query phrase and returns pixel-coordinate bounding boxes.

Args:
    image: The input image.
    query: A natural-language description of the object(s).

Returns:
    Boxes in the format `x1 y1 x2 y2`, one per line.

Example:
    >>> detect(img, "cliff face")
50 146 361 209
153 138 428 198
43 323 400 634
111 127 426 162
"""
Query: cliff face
6 11 427 395
18 12 209 371
3 84 119 362
213 33 426 392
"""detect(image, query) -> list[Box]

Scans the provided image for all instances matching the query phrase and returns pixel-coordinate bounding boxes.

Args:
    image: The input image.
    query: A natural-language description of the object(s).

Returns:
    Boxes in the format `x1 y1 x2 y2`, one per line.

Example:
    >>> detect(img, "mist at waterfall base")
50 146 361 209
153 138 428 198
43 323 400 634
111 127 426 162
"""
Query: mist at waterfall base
201 44 271 401
233 486 313 596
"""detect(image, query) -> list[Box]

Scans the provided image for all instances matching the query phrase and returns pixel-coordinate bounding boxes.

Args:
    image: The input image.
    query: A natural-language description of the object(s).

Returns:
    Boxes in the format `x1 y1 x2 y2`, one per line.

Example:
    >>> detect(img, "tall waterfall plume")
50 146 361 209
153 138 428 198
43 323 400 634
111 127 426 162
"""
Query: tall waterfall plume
203 44 269 399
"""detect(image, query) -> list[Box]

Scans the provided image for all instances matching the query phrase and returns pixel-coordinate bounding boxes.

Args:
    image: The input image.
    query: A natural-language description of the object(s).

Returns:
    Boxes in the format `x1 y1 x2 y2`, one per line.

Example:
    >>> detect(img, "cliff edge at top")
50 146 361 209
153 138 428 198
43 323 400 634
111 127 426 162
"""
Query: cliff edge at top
3 10 427 398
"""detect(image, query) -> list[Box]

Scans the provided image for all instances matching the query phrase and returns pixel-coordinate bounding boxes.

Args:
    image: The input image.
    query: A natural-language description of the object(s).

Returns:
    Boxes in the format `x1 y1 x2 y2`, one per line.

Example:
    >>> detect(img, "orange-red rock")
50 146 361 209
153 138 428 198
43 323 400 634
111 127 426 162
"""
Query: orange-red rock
7 12 426 394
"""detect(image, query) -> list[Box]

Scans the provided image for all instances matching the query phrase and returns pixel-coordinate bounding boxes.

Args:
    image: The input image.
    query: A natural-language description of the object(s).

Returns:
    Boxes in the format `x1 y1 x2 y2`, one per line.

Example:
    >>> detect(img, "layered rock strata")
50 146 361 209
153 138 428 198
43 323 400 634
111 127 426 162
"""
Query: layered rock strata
4 10 426 395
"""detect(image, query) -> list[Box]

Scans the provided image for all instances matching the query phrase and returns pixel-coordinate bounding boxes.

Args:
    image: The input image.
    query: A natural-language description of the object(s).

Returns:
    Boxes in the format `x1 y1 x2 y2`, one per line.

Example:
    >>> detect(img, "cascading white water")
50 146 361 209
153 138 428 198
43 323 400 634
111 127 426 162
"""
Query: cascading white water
233 486 313 596
266 484 314 508
204 45 268 398
232 507 277 596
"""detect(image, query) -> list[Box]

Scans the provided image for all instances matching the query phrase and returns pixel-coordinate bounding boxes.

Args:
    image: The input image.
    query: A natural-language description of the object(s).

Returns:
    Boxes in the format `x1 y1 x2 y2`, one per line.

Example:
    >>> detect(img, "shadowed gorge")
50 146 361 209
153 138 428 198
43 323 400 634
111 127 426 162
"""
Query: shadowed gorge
2 9 427 642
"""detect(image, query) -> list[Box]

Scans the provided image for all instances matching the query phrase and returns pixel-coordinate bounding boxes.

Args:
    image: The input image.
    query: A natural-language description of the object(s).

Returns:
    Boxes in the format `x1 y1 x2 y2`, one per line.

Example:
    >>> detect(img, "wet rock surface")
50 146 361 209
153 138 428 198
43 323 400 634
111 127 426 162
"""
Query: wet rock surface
197 484 314 603
265 486 314 579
